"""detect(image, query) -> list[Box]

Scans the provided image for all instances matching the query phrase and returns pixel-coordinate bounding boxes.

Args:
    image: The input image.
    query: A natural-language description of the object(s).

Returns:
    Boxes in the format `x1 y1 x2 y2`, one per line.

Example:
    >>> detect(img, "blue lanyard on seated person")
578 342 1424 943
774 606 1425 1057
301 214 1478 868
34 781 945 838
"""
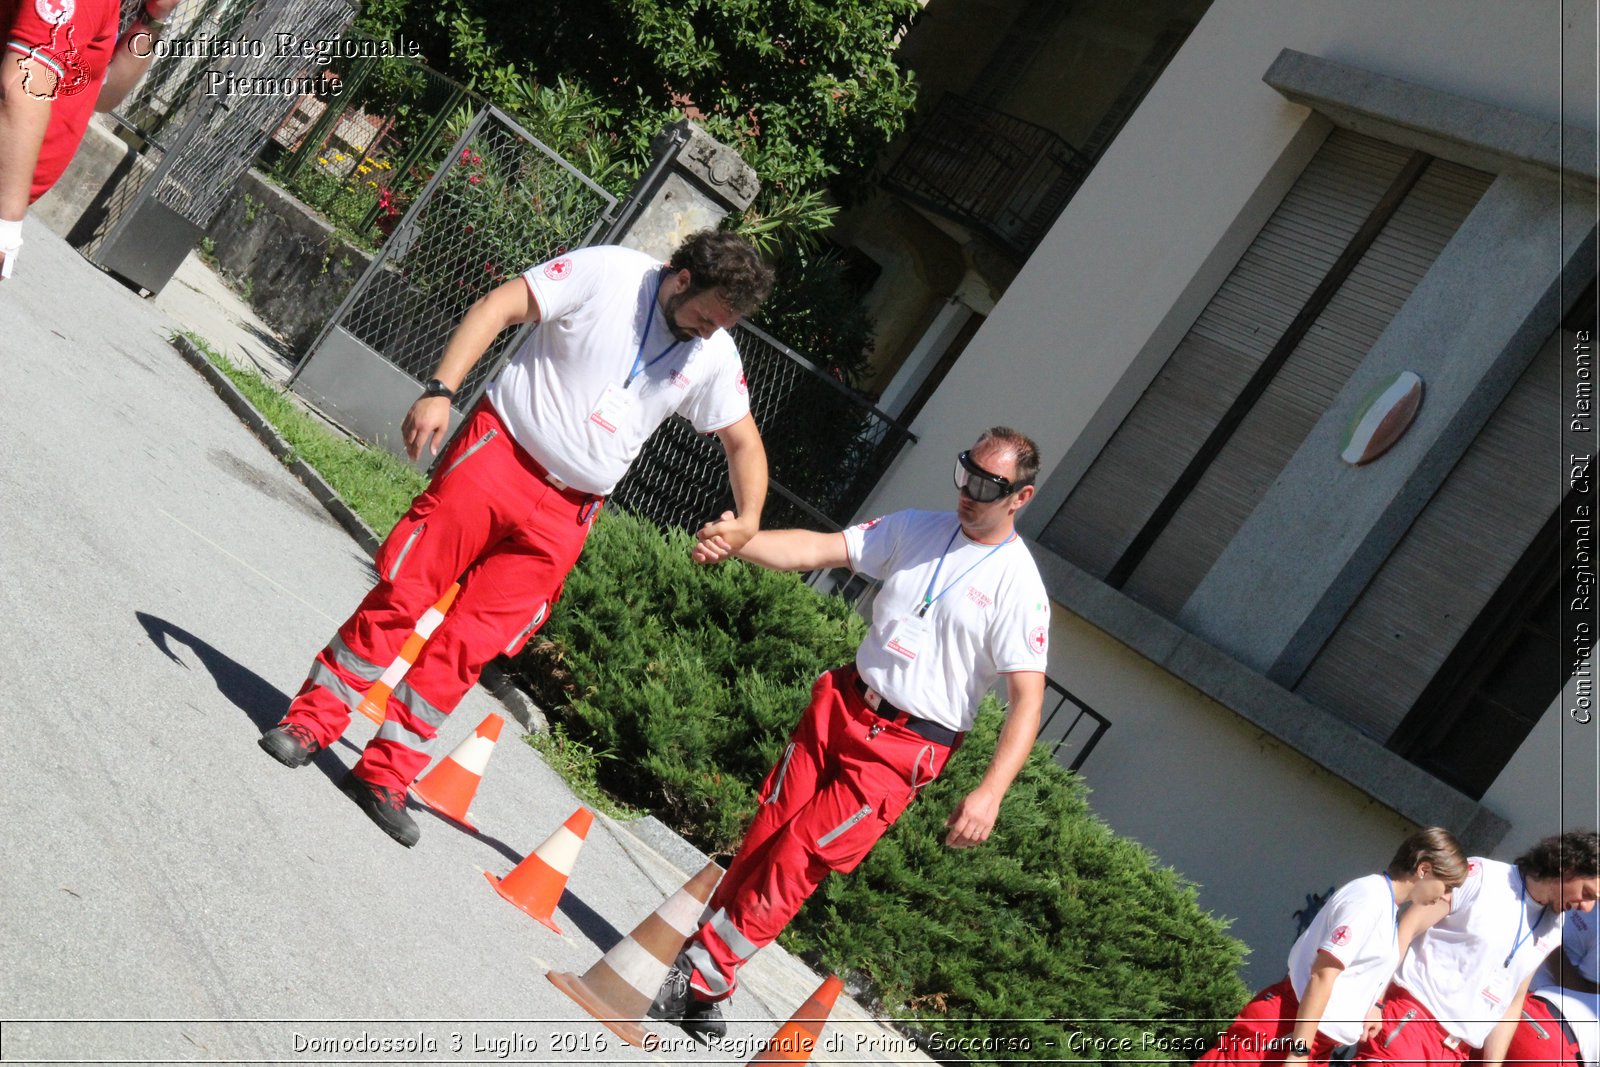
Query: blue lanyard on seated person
919 525 1016 618
625 271 683 389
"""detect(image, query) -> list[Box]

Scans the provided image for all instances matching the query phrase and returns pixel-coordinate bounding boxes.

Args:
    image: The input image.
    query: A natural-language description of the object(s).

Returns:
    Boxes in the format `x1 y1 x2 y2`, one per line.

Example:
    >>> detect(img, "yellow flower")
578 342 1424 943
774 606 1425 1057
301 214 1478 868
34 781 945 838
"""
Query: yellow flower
317 156 328 165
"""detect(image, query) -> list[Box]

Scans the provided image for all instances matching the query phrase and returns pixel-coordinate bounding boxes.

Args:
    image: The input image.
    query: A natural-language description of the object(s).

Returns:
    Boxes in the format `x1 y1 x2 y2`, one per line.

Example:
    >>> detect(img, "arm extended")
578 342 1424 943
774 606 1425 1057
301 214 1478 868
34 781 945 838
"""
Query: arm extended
944 670 1044 848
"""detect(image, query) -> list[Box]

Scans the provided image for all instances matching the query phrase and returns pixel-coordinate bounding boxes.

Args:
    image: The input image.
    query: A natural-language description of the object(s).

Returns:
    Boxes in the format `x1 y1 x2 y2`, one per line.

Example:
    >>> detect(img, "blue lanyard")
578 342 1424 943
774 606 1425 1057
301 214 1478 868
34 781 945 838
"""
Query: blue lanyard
1504 876 1550 969
919 525 1016 618
1382 872 1398 944
626 271 683 389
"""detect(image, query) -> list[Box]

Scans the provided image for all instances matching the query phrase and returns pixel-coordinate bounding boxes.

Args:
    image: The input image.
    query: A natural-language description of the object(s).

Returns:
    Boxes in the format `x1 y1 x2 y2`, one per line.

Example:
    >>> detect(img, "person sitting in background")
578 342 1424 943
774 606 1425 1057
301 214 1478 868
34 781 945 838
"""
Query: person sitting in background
1197 827 1467 1065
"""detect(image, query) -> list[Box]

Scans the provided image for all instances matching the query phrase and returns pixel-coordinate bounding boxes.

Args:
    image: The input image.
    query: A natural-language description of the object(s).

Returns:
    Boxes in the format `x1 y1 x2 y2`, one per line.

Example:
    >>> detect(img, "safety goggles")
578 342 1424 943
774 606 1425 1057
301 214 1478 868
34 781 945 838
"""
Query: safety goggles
953 450 1029 503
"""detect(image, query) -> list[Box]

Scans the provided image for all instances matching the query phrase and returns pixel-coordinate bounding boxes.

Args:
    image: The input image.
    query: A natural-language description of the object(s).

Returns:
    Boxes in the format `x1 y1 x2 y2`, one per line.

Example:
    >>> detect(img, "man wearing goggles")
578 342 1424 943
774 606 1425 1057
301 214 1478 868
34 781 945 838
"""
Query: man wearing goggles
653 427 1052 1043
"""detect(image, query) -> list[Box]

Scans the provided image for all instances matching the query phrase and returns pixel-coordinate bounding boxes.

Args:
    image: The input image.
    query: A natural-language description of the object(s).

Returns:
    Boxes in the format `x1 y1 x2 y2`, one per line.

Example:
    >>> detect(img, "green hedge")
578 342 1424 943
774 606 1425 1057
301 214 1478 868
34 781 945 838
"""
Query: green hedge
512 507 1248 1061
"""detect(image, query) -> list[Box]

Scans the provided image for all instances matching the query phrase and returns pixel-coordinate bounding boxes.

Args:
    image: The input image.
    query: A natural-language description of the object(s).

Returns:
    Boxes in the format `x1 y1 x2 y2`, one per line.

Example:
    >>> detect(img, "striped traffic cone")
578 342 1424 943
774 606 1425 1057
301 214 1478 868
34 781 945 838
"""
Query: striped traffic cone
547 861 722 1047
410 713 501 831
356 583 461 725
486 807 594 933
746 975 844 1064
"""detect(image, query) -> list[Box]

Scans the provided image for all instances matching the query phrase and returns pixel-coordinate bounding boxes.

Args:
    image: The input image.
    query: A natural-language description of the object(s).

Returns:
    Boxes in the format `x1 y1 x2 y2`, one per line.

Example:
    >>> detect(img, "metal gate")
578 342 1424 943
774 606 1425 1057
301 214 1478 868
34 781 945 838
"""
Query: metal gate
84 0 356 292
289 106 619 462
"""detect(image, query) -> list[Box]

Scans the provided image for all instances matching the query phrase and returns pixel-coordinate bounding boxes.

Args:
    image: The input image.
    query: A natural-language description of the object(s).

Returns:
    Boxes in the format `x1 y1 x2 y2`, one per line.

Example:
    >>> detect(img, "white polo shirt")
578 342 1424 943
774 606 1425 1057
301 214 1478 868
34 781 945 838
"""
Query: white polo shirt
1287 874 1400 1045
842 509 1050 731
485 245 750 496
1530 982 1599 1067
1396 858 1567 1047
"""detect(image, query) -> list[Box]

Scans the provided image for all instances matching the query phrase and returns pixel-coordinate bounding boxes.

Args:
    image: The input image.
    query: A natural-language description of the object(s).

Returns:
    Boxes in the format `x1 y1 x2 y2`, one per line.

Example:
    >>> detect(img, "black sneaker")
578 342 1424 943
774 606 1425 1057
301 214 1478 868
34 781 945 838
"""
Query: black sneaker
258 722 321 768
338 770 420 848
648 962 726 1043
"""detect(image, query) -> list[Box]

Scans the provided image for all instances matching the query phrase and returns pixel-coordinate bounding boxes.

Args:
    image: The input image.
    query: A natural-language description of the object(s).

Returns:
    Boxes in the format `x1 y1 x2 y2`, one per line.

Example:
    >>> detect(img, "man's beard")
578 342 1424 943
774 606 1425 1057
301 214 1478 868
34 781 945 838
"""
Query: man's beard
663 291 695 342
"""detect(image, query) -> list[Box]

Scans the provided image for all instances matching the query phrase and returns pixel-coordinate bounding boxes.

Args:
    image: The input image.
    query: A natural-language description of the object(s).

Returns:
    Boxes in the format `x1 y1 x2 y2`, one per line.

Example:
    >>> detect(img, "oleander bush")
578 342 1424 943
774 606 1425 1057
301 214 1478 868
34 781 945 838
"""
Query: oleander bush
512 506 1249 1061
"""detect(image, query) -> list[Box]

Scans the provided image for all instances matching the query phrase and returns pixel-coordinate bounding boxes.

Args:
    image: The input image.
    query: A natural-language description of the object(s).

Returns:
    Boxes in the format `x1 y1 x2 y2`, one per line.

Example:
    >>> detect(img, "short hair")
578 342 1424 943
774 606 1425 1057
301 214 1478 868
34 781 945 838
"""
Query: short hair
1517 830 1600 882
1386 827 1469 886
975 426 1042 486
667 231 774 316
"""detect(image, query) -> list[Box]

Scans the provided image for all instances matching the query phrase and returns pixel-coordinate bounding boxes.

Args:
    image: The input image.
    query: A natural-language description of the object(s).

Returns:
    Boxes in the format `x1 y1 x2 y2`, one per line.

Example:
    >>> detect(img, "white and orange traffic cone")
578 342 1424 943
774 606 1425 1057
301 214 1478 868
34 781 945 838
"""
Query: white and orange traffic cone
410 712 501 831
486 807 594 933
356 583 461 725
547 861 722 1047
746 975 844 1064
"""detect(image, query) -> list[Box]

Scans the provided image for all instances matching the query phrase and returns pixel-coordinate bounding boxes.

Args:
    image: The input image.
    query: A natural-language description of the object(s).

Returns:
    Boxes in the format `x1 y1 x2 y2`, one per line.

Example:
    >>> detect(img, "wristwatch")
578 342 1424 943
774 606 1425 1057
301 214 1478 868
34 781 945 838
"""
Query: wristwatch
141 5 167 36
1288 1039 1312 1057
422 378 455 400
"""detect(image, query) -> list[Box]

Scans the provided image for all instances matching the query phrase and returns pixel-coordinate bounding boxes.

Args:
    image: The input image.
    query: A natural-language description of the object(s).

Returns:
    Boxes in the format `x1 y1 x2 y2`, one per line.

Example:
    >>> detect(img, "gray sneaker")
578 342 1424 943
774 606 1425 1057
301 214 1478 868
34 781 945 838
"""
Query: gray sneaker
648 962 726 1043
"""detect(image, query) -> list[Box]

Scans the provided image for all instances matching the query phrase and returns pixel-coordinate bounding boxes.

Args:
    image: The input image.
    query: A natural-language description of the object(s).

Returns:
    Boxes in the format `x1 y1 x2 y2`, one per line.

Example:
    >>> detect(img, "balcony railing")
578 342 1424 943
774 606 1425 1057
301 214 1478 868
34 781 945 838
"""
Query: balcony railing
883 93 1092 261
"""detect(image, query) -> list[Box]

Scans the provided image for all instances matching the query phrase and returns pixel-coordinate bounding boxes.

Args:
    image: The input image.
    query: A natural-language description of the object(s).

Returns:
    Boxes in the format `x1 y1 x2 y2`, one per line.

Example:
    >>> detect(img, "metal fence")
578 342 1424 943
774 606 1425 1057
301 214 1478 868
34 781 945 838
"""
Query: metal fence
300 105 619 405
1038 678 1111 772
264 47 473 250
86 0 356 290
609 321 917 533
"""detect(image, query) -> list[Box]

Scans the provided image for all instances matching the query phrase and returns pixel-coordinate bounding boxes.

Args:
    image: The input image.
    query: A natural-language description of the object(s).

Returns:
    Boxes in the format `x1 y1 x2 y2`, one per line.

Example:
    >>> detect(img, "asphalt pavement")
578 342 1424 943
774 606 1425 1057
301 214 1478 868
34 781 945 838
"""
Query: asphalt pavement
0 219 936 1066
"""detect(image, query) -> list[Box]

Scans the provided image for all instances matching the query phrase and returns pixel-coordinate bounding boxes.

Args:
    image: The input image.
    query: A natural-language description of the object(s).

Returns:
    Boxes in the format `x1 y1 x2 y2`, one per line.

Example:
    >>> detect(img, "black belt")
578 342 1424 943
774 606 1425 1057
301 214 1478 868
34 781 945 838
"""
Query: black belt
853 677 963 747
1530 995 1581 1049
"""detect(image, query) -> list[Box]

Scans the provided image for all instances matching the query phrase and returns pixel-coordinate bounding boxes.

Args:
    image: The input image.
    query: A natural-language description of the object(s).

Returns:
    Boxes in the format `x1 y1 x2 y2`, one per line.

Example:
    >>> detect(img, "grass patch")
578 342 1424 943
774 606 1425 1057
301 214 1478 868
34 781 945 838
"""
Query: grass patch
179 331 427 536
525 723 642 821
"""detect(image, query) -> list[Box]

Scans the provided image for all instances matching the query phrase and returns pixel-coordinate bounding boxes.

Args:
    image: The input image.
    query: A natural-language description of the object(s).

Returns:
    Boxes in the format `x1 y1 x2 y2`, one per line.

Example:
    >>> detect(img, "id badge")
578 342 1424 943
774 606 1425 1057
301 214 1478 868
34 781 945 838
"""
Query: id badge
885 614 929 662
1480 970 1515 1010
589 383 635 434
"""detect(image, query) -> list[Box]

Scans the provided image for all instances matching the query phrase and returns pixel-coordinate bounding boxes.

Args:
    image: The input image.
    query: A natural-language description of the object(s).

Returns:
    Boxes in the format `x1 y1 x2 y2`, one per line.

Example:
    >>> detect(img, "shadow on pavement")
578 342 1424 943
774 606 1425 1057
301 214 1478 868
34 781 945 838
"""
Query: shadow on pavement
554 888 626 953
416 803 525 865
134 610 359 783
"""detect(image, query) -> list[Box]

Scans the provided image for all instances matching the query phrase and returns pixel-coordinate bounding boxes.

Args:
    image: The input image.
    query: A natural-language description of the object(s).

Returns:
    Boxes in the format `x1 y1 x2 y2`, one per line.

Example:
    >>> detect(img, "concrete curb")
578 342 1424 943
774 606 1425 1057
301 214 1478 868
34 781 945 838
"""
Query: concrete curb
168 331 547 733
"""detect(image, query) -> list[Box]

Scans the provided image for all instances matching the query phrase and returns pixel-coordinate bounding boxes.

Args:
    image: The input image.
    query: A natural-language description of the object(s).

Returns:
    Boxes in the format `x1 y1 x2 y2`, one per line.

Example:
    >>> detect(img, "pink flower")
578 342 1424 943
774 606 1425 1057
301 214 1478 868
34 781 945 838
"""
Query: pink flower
468 174 482 185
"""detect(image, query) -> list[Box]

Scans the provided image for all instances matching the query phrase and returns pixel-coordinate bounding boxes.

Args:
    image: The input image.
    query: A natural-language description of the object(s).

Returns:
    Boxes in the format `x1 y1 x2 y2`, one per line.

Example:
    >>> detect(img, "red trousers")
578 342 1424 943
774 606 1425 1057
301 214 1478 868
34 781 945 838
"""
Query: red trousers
281 401 597 790
1499 995 1583 1066
1196 979 1340 1064
1353 986 1470 1066
682 665 953 1001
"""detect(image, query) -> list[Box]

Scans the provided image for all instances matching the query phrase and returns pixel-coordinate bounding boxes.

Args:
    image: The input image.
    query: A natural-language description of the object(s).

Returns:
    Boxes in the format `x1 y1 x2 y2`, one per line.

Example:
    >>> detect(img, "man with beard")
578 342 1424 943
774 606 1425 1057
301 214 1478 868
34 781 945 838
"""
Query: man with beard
259 231 774 847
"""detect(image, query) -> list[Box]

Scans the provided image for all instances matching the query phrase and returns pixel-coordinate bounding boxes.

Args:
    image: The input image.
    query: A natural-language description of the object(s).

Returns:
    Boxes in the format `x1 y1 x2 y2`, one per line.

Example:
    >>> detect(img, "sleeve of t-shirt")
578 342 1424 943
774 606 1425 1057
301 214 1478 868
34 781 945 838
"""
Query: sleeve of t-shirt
1566 912 1600 982
841 510 909 581
991 564 1051 674
1313 889 1383 967
6 0 83 77
521 247 610 327
677 341 751 434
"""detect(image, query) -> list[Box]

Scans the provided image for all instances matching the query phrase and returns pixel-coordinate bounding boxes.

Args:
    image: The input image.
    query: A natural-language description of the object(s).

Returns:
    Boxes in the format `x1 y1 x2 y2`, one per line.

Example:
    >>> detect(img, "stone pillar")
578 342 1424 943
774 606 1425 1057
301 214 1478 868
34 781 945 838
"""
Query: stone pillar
1179 171 1598 684
607 119 760 260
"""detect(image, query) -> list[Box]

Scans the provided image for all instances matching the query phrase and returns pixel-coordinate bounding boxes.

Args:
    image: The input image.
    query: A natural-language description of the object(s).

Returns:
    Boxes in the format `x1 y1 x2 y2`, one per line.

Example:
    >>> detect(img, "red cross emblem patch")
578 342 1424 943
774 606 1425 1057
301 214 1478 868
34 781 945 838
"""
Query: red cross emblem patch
543 258 572 280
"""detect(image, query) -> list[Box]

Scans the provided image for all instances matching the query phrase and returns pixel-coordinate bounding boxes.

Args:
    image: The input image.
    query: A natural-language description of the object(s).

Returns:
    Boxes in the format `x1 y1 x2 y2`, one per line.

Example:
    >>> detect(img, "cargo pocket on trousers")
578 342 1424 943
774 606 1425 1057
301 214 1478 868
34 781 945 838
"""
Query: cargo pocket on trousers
502 600 551 657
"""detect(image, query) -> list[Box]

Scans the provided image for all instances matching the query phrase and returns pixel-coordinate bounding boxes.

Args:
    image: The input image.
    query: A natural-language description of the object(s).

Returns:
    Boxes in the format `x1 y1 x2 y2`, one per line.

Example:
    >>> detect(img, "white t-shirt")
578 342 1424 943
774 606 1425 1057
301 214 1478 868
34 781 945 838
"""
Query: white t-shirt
1530 982 1599 1067
1287 874 1400 1046
1534 908 1600 990
1567 909 1600 983
842 509 1051 731
484 245 750 495
1396 858 1567 1046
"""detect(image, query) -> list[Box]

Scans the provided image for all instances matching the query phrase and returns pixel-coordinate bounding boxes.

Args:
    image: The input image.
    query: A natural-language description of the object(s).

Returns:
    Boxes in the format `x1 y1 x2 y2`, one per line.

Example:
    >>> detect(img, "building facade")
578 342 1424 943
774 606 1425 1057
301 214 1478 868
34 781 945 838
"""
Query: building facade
856 0 1598 985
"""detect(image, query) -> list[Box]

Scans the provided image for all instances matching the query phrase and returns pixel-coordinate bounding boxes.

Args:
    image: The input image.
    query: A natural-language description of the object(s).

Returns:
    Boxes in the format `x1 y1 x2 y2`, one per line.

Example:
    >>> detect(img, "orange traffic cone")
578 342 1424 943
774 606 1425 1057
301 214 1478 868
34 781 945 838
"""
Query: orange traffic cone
746 975 844 1063
486 807 594 933
410 713 502 831
356 584 461 725
547 861 722 1047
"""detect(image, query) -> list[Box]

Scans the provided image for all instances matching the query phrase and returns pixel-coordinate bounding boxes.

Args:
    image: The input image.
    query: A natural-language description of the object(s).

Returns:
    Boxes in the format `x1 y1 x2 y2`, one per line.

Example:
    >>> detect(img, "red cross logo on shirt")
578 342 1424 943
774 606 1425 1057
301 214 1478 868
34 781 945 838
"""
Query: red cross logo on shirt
543 258 572 281
1028 625 1047 654
1330 925 1351 946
